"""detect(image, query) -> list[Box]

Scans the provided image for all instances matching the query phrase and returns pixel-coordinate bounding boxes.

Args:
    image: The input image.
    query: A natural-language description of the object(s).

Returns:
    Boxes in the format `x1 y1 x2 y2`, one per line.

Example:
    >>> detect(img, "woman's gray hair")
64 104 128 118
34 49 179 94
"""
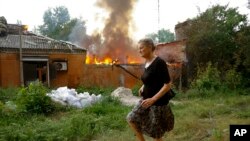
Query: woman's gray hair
138 38 155 51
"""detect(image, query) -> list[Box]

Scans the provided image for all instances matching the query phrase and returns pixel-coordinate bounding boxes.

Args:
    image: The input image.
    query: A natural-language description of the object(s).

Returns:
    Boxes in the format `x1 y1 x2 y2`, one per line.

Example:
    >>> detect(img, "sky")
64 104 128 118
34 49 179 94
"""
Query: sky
0 0 249 40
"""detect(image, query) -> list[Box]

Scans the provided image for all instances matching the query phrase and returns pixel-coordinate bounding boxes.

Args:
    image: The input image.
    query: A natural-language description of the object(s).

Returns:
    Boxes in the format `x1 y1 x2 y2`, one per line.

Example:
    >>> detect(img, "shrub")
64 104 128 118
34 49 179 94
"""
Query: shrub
224 69 242 90
0 87 19 103
15 81 55 114
77 86 114 97
191 62 221 94
0 101 3 114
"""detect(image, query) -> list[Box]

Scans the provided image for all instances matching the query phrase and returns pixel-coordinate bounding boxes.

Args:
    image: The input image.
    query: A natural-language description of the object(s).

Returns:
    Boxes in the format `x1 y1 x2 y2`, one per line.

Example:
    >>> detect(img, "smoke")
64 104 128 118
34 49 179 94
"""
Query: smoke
68 19 87 46
248 0 250 9
85 0 143 63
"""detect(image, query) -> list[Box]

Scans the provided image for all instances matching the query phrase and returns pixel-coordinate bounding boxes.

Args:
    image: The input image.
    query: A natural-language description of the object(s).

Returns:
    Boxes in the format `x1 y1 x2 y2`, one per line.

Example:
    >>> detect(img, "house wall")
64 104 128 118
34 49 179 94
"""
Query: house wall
0 51 143 89
49 53 86 88
0 51 184 89
155 40 186 63
0 52 86 88
0 53 20 87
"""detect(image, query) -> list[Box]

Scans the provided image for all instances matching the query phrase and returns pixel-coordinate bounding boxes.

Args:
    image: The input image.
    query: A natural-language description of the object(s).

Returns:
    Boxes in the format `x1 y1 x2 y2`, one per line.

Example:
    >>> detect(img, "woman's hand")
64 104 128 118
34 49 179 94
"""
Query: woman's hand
141 98 156 108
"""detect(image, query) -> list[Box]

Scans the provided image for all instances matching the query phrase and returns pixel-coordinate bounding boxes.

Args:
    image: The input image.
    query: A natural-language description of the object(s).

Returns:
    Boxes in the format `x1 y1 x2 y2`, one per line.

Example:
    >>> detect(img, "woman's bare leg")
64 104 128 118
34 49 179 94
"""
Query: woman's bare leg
127 121 145 141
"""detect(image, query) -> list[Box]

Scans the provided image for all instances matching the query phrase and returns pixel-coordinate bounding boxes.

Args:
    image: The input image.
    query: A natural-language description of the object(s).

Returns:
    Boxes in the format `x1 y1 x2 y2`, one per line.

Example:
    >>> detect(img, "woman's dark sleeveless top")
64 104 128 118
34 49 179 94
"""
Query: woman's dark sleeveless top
141 57 171 106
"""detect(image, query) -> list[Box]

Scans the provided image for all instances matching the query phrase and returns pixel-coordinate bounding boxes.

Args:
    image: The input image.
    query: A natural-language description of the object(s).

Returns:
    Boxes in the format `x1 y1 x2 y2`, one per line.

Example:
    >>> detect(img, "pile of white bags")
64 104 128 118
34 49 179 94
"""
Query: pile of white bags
47 87 102 108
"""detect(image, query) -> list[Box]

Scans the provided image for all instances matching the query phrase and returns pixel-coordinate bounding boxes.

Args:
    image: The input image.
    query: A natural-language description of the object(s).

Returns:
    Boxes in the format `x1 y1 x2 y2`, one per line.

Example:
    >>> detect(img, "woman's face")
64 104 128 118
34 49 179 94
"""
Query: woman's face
138 43 152 59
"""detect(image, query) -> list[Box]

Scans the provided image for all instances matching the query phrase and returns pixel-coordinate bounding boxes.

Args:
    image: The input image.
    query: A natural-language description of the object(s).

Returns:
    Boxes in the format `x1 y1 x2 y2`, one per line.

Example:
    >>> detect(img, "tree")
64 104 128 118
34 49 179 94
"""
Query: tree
0 16 7 36
38 6 87 44
38 6 70 40
184 5 248 74
146 28 175 43
234 25 250 87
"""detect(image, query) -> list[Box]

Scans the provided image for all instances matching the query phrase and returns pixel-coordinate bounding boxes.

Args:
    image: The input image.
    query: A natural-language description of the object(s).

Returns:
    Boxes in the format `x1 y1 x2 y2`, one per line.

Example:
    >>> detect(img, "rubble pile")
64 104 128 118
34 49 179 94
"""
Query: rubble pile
111 87 140 106
47 87 102 108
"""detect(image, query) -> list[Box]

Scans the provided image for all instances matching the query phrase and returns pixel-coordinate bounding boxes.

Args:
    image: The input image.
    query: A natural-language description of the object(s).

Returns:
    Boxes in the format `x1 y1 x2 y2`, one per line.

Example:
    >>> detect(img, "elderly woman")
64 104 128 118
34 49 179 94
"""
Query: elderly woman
127 38 174 141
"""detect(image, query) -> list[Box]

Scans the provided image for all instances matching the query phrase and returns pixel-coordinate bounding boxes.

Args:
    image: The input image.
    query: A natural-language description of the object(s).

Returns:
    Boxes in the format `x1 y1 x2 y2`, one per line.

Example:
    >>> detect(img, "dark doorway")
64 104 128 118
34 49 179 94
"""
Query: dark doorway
23 61 47 86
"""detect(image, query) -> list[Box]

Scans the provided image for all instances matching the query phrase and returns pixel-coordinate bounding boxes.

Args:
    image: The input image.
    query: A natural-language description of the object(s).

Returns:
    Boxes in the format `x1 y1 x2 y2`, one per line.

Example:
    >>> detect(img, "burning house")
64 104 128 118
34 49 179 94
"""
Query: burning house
80 0 145 88
0 22 143 89
80 0 188 89
0 24 86 88
0 0 189 89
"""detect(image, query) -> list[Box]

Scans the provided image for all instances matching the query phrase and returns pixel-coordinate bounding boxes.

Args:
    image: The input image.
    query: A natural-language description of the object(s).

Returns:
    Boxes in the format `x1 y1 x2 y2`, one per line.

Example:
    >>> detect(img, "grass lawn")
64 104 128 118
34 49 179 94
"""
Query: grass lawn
0 87 250 141
93 91 250 141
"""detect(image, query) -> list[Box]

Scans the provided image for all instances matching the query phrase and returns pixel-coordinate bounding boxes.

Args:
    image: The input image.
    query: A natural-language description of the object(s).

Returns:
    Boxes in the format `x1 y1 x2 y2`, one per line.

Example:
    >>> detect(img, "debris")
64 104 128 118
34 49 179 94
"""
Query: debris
47 86 102 108
111 87 140 106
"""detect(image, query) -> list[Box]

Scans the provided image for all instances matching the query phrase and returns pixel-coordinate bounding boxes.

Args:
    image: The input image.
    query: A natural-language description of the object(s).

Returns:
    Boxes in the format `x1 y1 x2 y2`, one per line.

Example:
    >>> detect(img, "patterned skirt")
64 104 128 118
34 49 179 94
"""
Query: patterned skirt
126 99 174 139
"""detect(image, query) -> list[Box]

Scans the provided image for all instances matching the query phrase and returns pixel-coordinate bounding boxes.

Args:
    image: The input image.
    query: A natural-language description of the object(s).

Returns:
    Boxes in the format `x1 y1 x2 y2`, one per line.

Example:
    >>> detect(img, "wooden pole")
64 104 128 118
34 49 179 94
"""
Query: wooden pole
19 25 24 86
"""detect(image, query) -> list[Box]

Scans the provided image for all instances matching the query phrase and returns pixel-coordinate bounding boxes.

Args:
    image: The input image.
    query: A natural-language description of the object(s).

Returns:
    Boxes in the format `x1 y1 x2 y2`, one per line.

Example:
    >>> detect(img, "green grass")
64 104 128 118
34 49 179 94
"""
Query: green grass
0 87 250 141
93 90 250 141
0 87 19 102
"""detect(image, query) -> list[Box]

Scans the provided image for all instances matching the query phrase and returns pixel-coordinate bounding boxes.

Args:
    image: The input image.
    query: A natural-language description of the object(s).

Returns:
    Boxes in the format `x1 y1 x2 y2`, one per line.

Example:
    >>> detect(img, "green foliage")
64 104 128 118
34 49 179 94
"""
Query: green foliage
0 16 8 36
191 62 221 93
15 81 55 114
38 6 87 42
0 101 4 114
0 87 19 116
224 69 242 90
0 94 130 140
184 5 249 84
146 28 175 43
39 6 70 37
1 86 250 141
235 26 250 87
63 96 128 140
0 87 19 103
191 61 245 95
76 86 114 97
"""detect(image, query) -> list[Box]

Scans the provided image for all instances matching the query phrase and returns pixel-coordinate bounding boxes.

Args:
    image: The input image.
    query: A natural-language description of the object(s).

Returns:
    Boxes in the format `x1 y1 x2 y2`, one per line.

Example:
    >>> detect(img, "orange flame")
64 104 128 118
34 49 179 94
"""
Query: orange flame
85 54 142 65
94 56 112 65
86 54 113 65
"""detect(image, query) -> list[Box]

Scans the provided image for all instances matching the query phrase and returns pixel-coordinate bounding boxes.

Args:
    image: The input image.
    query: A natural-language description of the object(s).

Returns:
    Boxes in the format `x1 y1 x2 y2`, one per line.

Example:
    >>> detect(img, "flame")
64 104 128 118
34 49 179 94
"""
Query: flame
94 57 112 65
85 54 142 65
22 25 29 31
86 54 113 65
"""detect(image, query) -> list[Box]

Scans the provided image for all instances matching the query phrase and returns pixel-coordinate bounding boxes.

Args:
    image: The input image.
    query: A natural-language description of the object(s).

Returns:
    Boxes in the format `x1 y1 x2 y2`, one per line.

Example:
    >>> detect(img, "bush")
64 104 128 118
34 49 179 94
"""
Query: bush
15 81 55 114
76 86 114 96
191 62 221 94
0 101 4 114
0 87 19 103
224 69 242 90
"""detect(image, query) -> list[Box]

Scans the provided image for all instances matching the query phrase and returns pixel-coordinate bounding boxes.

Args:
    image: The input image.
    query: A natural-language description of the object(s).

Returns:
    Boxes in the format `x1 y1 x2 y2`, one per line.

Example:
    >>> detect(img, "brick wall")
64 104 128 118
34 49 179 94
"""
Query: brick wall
0 53 86 88
0 53 20 87
81 64 144 89
0 52 185 89
49 53 86 88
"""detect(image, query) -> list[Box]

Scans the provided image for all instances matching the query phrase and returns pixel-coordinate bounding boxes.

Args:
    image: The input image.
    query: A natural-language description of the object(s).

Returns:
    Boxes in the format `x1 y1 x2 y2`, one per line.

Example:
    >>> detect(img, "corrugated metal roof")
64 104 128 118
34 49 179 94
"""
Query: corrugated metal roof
0 34 86 54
